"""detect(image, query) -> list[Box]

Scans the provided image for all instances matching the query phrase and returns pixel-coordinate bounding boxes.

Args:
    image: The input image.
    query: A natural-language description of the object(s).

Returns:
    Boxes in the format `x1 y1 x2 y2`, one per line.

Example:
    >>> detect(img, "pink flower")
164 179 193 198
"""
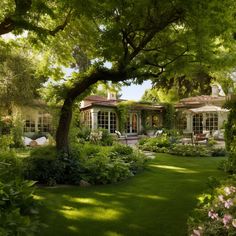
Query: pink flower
218 195 224 202
224 186 236 195
224 199 233 209
223 214 232 227
232 219 236 228
191 229 201 236
208 210 218 219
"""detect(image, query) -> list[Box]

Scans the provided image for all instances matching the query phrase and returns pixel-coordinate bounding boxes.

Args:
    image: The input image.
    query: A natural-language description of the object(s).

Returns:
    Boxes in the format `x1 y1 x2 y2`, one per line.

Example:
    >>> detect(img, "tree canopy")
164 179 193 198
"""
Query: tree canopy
1 0 236 153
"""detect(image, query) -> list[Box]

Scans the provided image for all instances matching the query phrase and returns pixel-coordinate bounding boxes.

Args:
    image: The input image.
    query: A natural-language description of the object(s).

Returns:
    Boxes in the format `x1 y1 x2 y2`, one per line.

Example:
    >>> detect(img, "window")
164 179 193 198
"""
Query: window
152 115 159 128
82 111 92 129
38 112 52 133
24 116 35 132
98 111 109 130
177 114 187 130
193 114 203 134
206 113 218 131
110 112 117 133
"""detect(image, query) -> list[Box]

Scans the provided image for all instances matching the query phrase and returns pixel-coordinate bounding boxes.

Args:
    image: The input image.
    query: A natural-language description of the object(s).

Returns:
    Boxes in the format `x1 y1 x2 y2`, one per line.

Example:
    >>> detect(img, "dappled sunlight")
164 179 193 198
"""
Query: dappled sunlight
65 196 105 206
105 231 124 236
33 194 45 200
119 192 167 201
95 192 114 197
150 164 199 173
59 206 123 221
67 225 79 233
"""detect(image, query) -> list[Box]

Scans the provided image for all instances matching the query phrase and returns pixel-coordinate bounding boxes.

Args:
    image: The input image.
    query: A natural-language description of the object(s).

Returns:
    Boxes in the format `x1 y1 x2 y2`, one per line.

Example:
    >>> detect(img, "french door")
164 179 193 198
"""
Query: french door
125 113 138 134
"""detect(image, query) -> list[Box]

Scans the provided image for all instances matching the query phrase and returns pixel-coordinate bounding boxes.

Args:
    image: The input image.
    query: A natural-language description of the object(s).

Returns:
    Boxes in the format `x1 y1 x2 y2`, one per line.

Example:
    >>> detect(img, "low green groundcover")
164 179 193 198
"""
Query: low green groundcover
36 153 227 236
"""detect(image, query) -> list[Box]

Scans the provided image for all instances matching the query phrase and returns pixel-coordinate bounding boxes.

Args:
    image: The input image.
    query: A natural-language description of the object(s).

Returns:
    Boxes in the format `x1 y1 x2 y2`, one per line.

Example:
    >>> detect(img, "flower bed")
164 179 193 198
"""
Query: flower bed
188 176 236 235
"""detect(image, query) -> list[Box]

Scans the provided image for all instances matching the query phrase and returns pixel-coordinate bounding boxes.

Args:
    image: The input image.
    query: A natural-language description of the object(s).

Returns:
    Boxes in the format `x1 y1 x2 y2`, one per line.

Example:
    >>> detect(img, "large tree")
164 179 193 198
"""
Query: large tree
1 0 236 153
54 0 236 153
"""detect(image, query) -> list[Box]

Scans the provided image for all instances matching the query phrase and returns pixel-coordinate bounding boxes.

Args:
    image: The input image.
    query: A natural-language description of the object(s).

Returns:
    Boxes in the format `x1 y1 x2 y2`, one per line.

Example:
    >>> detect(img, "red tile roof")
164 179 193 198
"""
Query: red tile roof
176 95 226 108
81 95 163 110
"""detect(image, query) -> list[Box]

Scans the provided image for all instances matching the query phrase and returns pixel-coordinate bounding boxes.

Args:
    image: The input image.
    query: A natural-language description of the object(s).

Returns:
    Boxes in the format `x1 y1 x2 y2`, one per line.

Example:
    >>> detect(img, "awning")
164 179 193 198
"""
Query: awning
189 105 229 113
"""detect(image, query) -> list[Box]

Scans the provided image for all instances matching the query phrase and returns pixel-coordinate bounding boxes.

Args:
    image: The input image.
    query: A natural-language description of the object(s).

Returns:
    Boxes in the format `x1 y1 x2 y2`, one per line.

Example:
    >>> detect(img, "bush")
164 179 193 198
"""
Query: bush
0 134 14 150
138 135 171 152
24 144 147 186
79 154 131 184
188 177 236 236
0 179 41 236
23 146 60 185
0 151 23 181
169 144 211 157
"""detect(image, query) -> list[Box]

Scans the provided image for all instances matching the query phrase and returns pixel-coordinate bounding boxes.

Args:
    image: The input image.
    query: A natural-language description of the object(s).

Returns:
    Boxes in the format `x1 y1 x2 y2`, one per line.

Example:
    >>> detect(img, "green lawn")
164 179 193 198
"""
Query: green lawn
36 154 226 236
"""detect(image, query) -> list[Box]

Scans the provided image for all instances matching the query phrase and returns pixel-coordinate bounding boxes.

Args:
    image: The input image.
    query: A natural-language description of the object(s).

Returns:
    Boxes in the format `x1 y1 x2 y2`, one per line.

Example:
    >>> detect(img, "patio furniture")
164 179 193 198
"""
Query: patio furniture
181 132 194 145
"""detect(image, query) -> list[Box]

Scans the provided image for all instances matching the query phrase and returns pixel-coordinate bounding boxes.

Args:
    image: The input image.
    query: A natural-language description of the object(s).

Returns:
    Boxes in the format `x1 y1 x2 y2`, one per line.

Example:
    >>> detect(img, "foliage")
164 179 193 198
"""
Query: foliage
223 100 236 174
0 134 14 150
0 151 23 181
117 101 130 132
163 103 175 130
139 135 226 157
0 179 42 236
11 114 24 148
169 144 211 157
89 129 114 146
0 149 42 235
24 144 147 185
138 134 172 152
188 176 236 236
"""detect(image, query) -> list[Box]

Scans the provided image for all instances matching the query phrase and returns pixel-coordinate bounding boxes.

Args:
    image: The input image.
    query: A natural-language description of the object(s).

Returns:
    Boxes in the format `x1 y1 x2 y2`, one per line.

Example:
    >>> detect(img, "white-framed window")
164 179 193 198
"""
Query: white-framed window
98 111 109 130
193 114 203 134
38 112 52 133
110 112 117 133
82 111 92 129
24 116 35 132
206 113 218 131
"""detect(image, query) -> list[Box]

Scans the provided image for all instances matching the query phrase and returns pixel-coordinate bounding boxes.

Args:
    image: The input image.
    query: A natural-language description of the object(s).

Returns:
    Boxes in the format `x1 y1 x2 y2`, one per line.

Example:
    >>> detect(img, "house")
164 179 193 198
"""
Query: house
0 100 53 138
175 85 229 136
80 92 164 136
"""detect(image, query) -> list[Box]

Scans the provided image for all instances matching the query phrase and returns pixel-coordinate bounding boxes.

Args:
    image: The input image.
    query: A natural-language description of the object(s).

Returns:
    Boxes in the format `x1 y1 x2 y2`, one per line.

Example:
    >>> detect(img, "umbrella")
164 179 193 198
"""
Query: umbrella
189 105 229 113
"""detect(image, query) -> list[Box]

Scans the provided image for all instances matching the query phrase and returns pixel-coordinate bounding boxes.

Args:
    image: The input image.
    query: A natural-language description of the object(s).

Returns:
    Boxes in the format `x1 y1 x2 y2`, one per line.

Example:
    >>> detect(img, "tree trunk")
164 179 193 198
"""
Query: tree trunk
56 98 73 154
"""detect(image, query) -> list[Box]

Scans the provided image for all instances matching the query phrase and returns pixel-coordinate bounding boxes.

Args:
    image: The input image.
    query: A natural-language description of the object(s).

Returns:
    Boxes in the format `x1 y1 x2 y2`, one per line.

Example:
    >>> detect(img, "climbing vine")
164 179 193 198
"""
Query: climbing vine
162 103 175 130
117 101 135 132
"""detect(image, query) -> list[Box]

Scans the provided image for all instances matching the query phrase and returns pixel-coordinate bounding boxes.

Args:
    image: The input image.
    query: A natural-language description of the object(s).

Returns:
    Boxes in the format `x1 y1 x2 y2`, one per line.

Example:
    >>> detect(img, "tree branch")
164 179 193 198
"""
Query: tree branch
0 2 72 36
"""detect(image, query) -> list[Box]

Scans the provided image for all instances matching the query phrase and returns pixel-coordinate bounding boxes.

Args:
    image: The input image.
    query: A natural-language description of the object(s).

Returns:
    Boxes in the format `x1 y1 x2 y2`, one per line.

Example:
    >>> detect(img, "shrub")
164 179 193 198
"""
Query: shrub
169 144 211 157
0 134 14 150
0 151 23 181
23 146 60 185
188 177 236 236
138 135 171 152
24 144 147 185
0 179 41 236
80 154 131 184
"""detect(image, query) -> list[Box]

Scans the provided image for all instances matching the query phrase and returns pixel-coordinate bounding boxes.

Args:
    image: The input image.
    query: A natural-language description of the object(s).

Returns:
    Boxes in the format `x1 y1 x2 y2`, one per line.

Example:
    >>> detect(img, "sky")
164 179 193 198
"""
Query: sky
120 80 152 101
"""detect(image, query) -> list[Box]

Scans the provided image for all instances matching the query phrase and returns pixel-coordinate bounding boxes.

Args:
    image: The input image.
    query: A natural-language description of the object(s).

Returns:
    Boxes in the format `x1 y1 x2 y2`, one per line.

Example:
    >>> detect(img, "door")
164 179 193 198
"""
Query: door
125 113 138 134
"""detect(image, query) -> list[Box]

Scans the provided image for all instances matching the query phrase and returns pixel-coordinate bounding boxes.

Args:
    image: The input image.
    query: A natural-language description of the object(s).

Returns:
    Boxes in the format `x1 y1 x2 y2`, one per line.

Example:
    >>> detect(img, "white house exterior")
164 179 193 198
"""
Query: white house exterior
175 86 229 135
80 93 164 136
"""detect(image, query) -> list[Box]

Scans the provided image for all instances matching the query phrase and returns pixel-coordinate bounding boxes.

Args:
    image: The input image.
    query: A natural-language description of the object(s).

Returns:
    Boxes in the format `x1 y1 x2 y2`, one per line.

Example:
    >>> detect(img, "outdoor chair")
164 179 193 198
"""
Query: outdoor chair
181 132 194 145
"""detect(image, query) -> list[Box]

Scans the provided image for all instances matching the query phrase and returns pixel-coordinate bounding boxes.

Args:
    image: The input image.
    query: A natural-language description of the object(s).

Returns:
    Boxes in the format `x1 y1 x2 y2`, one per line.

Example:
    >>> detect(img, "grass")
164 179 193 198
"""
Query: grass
36 153 227 236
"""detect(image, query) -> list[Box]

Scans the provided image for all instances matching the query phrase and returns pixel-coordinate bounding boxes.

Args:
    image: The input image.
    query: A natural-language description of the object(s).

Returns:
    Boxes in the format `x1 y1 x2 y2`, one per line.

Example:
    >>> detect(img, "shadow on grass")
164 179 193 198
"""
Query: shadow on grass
36 155 226 236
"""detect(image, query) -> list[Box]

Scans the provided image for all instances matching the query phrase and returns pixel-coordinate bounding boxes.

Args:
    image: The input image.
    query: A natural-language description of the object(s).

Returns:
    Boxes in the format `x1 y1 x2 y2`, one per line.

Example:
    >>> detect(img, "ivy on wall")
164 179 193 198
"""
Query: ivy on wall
162 103 175 130
117 101 135 132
